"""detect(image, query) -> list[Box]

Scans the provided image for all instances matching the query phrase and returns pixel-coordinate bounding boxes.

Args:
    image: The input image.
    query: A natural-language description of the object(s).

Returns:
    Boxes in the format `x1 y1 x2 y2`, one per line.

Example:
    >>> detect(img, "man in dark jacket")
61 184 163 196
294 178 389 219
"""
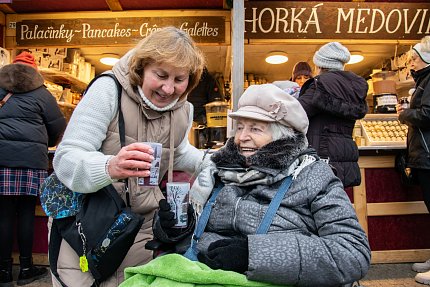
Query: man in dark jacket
0 51 66 286
298 42 368 188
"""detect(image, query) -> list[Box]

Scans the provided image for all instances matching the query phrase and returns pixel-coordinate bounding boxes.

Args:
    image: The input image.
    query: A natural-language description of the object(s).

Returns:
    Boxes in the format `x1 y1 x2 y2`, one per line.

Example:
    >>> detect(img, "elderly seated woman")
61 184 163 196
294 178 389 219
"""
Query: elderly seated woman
127 84 371 287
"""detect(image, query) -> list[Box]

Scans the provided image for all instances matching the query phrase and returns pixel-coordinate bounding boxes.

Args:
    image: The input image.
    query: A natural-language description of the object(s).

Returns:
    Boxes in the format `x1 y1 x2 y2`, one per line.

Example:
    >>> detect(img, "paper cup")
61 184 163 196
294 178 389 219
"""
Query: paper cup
137 142 162 186
166 182 190 228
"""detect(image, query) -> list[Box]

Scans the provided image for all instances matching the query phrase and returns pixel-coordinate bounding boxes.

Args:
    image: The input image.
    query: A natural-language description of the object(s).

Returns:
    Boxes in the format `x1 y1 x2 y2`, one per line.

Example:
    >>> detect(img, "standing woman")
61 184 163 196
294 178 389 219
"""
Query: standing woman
396 36 430 285
0 52 67 286
291 61 313 88
51 27 206 286
298 42 368 188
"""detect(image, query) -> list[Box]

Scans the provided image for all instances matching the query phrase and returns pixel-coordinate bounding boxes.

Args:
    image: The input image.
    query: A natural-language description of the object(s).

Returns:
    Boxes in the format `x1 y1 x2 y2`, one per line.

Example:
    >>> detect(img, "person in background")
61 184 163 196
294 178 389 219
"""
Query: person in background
51 26 207 287
144 84 371 287
272 61 313 99
187 67 222 125
291 61 313 88
298 42 368 188
396 35 430 286
0 51 67 286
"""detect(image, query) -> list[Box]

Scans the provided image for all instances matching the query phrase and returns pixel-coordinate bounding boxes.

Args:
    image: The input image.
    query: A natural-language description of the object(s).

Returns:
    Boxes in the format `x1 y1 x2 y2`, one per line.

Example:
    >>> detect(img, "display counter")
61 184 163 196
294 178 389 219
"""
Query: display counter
354 146 430 264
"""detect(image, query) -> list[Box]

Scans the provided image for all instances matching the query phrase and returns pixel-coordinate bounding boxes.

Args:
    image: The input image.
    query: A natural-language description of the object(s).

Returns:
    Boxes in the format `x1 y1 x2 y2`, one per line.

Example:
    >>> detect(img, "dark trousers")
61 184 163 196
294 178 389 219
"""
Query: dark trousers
415 168 430 213
0 195 37 259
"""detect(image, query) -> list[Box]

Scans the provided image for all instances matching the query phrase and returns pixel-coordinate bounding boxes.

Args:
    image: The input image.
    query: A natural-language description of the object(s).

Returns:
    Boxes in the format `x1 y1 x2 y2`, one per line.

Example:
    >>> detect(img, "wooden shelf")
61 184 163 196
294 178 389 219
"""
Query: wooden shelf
396 79 414 90
39 68 88 92
57 101 76 108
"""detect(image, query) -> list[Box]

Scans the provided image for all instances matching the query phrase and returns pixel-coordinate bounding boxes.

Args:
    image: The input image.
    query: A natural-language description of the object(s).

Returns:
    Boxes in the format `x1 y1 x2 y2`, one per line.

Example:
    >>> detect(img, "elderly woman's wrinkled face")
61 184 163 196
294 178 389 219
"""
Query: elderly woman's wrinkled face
234 118 273 157
409 51 428 71
142 62 189 108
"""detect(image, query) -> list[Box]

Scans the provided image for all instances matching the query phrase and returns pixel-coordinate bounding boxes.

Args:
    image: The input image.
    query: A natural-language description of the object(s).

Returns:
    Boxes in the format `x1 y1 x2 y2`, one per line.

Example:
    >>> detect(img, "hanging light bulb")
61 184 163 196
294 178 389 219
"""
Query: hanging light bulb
347 52 364 65
100 54 120 66
265 51 288 65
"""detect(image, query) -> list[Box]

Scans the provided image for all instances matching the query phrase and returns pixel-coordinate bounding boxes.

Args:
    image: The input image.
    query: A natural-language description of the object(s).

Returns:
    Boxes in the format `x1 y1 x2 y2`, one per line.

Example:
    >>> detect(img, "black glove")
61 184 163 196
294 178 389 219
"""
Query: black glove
157 199 177 234
146 199 195 251
197 237 249 274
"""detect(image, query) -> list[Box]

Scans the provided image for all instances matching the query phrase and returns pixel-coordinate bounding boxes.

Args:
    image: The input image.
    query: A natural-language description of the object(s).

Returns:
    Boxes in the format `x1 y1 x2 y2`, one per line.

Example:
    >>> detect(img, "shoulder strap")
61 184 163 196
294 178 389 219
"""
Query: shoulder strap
85 73 125 147
193 182 224 240
185 176 293 261
0 92 13 108
194 176 293 237
183 181 224 261
256 176 293 234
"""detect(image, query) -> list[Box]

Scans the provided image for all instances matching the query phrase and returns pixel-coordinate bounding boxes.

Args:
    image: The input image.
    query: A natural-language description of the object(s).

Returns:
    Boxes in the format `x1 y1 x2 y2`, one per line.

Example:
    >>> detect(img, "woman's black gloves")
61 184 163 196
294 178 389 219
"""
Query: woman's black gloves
197 237 249 274
145 199 195 253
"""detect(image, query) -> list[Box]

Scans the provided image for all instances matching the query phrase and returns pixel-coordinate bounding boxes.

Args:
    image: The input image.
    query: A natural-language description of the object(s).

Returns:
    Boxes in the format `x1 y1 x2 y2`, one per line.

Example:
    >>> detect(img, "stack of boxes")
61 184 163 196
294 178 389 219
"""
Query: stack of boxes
29 48 65 72
28 47 95 83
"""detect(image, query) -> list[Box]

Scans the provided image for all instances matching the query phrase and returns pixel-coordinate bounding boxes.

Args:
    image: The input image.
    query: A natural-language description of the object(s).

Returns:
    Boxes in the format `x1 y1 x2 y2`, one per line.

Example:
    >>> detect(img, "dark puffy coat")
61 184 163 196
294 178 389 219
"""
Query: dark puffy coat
0 63 66 169
399 65 430 169
298 70 368 187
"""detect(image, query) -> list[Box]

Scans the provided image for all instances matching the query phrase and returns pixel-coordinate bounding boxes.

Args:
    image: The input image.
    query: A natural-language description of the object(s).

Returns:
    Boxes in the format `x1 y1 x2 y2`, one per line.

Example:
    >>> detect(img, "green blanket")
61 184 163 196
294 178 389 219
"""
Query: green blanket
120 254 286 287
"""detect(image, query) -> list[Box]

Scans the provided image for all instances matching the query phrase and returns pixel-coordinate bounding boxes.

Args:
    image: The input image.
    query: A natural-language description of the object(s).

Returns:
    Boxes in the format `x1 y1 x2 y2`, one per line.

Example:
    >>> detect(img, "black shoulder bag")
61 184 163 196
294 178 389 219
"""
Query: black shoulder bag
49 73 144 286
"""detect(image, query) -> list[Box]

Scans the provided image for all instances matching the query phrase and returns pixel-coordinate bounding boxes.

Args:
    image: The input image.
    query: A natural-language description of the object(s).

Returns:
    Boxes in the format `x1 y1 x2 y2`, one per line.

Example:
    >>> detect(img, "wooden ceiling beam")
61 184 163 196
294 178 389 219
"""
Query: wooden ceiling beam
105 0 123 11
0 4 16 14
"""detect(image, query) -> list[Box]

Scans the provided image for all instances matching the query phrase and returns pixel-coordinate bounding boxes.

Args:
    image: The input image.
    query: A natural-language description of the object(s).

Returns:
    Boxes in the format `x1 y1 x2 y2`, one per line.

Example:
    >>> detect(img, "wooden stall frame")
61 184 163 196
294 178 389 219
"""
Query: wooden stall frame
354 155 430 264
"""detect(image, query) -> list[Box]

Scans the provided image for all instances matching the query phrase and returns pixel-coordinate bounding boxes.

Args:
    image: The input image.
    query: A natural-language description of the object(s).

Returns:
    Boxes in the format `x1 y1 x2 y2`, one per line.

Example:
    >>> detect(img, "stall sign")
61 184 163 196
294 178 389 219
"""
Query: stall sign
245 1 430 40
16 16 226 46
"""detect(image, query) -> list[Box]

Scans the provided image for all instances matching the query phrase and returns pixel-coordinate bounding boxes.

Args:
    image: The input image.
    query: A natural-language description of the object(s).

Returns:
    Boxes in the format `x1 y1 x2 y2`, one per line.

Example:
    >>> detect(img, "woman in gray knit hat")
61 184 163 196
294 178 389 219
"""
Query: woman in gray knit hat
298 42 368 188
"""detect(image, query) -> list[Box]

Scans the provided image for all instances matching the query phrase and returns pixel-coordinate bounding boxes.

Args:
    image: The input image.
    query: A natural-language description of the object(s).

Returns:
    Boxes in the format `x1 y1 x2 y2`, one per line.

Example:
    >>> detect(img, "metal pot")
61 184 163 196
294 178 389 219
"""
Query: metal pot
204 101 229 128
189 124 207 149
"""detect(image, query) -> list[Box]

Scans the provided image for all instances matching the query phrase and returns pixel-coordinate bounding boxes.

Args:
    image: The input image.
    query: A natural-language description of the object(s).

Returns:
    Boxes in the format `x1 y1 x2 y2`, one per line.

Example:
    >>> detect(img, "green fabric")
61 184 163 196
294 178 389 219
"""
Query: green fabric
120 254 286 287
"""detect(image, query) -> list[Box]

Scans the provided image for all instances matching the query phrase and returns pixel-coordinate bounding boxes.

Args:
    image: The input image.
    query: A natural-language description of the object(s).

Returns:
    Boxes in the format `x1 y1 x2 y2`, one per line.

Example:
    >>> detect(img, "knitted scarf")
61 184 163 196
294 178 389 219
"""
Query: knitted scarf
189 133 317 215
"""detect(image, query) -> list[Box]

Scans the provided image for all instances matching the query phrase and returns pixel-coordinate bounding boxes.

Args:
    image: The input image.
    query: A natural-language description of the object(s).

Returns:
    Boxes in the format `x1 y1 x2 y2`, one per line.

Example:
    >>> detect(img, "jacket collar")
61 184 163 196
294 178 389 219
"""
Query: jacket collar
211 132 310 172
411 64 430 83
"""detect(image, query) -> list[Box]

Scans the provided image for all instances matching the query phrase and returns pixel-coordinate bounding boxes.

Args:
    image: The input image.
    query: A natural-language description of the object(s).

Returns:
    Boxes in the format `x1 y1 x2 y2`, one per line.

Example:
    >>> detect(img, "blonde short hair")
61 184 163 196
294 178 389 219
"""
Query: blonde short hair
128 26 205 98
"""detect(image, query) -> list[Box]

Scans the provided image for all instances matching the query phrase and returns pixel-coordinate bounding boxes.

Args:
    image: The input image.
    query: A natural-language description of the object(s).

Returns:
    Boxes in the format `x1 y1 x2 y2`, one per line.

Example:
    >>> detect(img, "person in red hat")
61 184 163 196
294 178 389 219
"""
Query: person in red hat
0 51 67 286
13 51 38 70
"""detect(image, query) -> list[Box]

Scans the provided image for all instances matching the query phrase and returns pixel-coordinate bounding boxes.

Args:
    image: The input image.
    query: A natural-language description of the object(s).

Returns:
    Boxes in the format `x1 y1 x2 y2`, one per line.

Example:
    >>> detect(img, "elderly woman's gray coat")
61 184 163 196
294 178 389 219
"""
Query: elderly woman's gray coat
195 136 371 287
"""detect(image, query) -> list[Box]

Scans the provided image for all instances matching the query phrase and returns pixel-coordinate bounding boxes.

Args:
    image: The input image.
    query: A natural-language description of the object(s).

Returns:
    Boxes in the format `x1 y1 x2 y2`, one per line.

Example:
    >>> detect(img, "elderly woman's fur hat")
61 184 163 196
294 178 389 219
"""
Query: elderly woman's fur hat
229 84 309 134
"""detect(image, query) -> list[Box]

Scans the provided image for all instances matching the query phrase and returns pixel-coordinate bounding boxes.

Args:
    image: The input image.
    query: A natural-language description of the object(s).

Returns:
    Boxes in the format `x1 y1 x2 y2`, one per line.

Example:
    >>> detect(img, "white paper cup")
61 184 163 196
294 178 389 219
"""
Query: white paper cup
166 182 190 228
137 142 162 186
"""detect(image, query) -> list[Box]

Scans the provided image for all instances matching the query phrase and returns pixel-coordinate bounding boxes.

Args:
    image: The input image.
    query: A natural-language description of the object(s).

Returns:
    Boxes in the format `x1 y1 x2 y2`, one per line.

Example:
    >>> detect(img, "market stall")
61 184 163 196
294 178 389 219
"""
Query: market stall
2 0 430 266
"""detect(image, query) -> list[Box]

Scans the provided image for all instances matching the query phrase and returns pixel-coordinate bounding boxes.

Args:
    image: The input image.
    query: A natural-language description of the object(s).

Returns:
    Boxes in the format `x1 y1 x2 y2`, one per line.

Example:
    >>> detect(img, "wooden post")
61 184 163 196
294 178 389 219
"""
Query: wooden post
231 0 244 112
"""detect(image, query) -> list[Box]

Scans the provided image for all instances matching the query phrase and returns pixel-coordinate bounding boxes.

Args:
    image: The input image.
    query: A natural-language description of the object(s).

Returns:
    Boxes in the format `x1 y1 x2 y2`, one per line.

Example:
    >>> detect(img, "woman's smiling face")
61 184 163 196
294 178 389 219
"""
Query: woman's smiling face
234 117 273 157
141 62 189 108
